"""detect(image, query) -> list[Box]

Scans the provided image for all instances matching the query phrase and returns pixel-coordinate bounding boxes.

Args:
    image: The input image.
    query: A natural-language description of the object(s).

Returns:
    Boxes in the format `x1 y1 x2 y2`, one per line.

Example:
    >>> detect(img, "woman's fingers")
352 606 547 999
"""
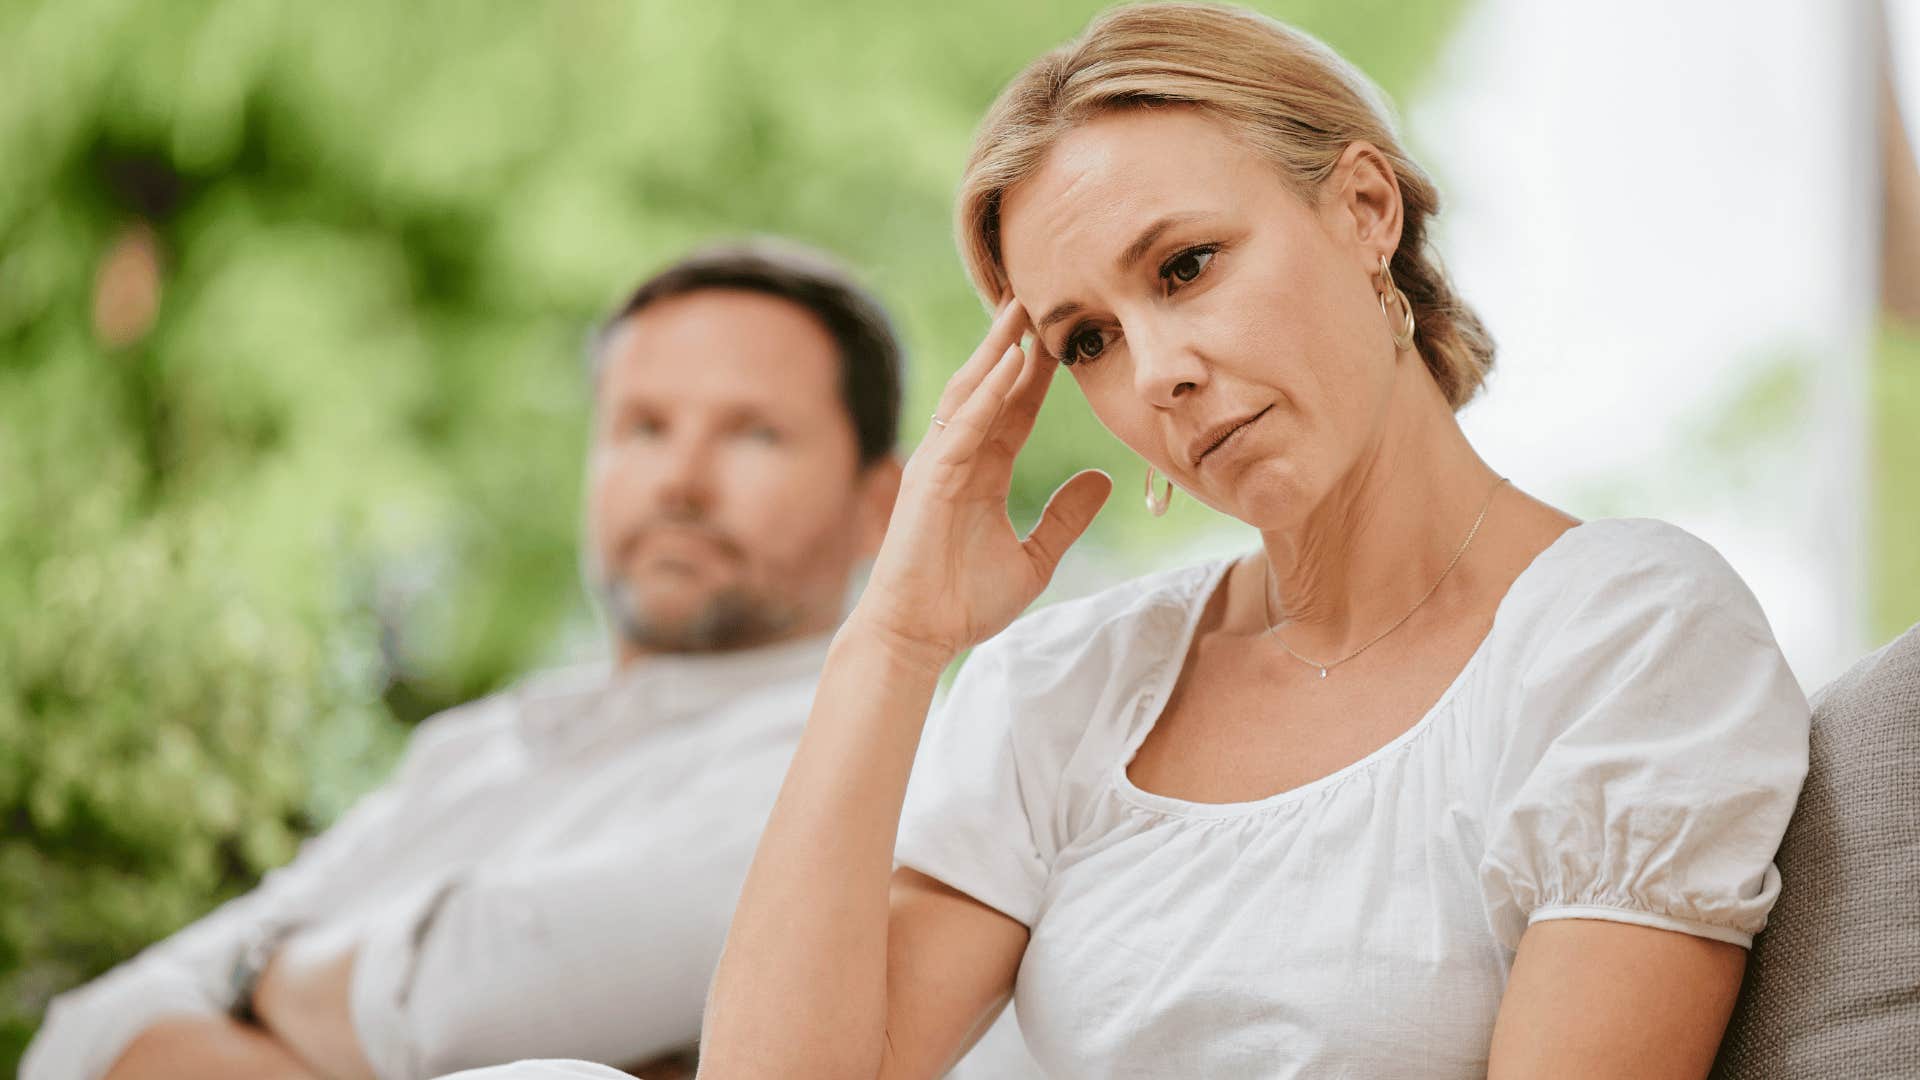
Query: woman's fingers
989 332 1059 453
929 298 1030 429
1022 469 1113 577
932 341 1027 460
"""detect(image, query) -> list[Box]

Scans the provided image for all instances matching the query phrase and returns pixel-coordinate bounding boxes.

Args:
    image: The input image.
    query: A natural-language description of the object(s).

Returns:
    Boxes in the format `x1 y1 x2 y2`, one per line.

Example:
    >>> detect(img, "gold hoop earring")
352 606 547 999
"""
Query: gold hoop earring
1376 253 1416 352
1144 465 1174 517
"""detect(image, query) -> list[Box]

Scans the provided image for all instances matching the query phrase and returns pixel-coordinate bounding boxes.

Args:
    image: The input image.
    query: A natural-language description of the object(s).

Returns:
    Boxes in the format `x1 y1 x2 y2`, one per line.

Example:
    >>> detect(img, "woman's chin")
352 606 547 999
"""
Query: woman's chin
1209 460 1311 530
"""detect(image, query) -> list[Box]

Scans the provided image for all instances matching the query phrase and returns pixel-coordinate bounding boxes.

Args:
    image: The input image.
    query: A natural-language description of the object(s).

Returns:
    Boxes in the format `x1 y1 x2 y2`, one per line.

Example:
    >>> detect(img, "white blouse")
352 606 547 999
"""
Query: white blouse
893 517 1810 1079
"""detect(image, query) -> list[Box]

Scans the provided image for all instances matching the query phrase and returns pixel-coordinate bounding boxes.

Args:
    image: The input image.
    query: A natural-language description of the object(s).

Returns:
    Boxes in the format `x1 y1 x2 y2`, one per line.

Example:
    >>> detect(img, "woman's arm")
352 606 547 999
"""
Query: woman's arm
696 299 1110 1080
697 628 1029 1079
879 869 1031 1076
695 626 968 1080
1487 919 1746 1079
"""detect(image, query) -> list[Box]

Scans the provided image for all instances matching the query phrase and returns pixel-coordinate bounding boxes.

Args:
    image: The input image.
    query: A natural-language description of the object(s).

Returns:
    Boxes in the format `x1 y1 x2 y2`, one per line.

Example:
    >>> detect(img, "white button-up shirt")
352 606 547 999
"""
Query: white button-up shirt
23 635 835 1080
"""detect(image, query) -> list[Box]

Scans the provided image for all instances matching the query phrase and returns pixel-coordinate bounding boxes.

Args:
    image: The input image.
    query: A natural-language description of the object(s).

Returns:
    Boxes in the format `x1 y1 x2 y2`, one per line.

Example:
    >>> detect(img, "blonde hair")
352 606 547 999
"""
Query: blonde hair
956 2 1494 409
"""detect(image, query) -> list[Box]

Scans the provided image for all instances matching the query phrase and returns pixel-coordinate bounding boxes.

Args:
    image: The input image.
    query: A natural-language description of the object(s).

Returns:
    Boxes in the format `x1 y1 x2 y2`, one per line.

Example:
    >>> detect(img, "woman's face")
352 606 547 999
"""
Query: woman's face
998 107 1404 529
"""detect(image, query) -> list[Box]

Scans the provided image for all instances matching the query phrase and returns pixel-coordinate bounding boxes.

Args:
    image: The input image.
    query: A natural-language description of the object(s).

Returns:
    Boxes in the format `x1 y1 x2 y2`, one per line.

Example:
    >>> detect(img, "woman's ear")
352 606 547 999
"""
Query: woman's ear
1327 140 1404 267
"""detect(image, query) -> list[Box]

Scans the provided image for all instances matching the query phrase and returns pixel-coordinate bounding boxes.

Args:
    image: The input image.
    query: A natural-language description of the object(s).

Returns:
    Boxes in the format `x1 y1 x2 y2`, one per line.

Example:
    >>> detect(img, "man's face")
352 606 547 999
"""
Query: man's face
586 288 892 656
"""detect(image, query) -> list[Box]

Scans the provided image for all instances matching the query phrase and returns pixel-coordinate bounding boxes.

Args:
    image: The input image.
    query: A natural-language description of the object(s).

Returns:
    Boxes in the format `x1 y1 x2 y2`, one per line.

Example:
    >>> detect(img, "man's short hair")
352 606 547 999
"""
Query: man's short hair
593 239 904 466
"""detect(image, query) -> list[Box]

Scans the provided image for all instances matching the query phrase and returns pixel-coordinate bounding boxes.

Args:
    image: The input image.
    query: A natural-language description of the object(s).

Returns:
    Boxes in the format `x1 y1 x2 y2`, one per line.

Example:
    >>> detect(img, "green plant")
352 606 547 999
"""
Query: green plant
0 0 1464 1065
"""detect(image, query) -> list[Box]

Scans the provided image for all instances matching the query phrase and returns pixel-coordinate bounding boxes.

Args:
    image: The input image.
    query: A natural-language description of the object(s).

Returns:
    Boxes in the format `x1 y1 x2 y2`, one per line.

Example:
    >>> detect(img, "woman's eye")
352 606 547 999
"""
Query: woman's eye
741 425 780 444
1062 327 1107 366
1161 247 1216 290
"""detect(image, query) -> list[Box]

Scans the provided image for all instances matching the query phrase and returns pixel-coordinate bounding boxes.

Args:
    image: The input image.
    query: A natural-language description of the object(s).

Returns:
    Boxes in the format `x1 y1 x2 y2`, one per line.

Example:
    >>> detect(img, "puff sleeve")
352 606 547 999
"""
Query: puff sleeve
1478 522 1811 951
893 634 1054 927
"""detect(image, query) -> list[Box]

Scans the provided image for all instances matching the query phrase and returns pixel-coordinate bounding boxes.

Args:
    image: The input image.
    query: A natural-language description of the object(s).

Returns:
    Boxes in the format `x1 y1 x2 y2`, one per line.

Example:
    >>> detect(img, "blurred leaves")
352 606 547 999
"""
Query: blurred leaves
1875 320 1920 643
0 0 1464 1064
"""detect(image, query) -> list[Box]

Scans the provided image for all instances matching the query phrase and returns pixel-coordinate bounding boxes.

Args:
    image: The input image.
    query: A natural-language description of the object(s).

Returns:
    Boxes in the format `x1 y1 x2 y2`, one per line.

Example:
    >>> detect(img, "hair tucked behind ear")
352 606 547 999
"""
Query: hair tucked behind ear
956 1 1494 410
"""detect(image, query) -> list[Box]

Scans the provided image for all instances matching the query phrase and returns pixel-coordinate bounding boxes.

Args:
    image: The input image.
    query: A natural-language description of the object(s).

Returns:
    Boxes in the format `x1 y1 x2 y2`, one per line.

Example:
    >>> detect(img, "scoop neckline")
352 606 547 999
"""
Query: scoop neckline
1109 517 1603 821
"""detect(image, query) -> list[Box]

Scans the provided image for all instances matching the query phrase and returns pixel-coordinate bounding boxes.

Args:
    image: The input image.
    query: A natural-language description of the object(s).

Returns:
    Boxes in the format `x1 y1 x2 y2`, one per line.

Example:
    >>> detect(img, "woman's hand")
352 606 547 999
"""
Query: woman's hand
850 297 1114 663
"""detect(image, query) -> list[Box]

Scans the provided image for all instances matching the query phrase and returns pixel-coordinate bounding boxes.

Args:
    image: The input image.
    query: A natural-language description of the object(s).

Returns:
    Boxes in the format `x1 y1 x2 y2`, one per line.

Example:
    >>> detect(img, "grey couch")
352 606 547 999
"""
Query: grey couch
1712 624 1920 1077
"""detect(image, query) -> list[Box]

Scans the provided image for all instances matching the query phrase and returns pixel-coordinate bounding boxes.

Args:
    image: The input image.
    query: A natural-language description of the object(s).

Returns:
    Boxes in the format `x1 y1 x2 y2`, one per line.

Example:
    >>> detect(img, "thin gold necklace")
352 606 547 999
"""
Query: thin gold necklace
1262 476 1508 680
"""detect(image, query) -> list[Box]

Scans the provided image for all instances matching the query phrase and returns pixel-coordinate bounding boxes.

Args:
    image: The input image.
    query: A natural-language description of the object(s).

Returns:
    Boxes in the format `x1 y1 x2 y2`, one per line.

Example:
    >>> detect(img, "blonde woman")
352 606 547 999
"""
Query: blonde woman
692 5 1811 1079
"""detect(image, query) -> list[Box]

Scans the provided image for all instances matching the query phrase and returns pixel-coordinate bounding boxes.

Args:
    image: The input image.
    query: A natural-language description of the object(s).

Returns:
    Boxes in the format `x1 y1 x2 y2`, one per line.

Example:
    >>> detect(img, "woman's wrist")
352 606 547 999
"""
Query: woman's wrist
835 608 957 683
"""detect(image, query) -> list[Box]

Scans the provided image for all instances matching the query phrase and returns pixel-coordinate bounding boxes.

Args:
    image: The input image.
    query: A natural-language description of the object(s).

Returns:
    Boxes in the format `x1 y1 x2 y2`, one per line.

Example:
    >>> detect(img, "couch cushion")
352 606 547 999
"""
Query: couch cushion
1712 624 1920 1077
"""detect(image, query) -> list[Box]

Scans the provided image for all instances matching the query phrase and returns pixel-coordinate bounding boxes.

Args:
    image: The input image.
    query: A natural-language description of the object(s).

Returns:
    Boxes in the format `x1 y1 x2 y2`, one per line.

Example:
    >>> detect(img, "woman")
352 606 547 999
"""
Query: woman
699 5 1811 1078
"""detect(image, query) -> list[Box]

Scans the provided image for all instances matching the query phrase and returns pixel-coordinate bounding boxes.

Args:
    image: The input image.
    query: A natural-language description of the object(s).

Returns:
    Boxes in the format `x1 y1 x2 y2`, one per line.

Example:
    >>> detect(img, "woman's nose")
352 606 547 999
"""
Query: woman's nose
1130 322 1209 407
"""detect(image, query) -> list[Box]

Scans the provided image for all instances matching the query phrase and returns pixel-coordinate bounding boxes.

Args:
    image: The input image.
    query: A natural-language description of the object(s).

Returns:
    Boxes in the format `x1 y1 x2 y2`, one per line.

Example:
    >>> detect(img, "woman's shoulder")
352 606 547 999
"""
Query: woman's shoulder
1506 516 1767 631
912 557 1233 863
1544 516 1743 578
1481 516 1792 705
965 555 1230 683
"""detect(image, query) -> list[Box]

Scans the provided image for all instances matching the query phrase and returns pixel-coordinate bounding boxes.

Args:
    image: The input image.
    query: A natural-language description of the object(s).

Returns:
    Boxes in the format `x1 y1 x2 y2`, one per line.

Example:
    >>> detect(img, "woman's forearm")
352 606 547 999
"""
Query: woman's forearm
698 618 950 1080
696 301 1084 1077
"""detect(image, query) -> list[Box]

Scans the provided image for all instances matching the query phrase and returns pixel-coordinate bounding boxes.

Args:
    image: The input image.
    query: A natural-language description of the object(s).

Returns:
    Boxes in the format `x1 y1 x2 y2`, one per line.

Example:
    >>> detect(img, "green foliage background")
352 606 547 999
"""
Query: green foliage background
0 0 1476 1064
1874 320 1920 644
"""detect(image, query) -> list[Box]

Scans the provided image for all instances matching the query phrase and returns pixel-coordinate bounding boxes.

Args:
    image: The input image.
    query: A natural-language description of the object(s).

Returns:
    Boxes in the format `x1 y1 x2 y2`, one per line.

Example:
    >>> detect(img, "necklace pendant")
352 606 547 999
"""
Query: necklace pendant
1318 666 1328 680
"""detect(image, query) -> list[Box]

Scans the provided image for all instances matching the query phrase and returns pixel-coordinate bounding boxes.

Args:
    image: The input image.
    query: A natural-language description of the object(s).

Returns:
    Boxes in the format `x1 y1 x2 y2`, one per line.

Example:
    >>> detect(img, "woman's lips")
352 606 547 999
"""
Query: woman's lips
1192 405 1273 468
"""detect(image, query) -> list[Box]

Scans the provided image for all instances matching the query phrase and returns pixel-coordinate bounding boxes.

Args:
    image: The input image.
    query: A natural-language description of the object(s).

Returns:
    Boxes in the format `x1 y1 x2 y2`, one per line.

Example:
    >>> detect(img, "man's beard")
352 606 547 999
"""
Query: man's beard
596 568 799 654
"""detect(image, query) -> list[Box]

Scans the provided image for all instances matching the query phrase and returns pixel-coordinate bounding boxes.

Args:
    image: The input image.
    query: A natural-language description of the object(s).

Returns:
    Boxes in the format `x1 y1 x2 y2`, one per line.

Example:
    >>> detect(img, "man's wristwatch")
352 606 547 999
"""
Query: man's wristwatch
227 921 302 1025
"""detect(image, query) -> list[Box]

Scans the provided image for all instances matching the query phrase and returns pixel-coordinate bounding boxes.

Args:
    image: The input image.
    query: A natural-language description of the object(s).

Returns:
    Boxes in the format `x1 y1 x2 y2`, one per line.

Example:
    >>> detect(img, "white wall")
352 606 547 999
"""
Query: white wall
1417 0 1884 690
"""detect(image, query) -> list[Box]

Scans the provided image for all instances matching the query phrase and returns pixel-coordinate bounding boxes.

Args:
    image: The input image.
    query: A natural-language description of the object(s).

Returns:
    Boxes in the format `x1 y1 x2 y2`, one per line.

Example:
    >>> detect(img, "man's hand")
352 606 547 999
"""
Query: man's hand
252 925 378 1080
102 1015 318 1080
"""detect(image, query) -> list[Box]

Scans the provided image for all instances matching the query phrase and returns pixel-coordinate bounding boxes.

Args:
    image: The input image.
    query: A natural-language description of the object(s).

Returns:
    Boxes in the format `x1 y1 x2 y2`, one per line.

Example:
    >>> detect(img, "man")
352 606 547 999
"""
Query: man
22 239 907 1080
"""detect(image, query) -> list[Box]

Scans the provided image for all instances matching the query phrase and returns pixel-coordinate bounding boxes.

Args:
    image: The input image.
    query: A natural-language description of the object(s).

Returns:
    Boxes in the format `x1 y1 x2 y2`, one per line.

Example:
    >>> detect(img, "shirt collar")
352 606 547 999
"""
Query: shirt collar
511 632 833 755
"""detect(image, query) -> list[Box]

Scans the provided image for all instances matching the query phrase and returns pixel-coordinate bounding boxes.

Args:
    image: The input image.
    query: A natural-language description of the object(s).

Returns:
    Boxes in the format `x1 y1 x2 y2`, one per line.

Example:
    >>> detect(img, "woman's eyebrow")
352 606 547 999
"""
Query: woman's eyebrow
1033 210 1211 334
1036 300 1085 333
1115 211 1207 273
